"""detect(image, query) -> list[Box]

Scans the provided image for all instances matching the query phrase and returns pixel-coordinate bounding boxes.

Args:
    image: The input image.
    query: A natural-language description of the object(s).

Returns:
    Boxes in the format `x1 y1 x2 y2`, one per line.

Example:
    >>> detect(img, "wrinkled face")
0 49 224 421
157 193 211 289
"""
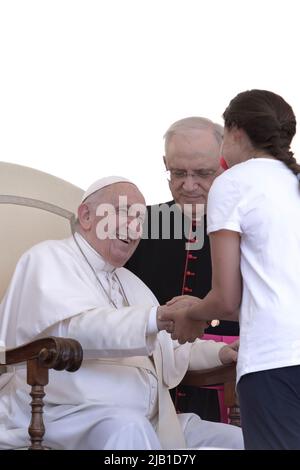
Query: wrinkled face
78 183 146 267
164 129 221 216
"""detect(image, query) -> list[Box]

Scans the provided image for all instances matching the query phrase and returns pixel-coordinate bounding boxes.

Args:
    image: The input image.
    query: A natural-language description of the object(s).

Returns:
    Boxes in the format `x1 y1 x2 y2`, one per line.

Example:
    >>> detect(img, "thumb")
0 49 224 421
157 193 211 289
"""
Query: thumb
230 339 240 351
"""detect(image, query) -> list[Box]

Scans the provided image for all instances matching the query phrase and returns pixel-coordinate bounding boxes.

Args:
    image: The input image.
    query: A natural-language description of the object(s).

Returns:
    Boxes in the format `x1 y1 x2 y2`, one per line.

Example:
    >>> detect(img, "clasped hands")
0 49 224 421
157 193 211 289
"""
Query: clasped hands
156 295 238 364
157 295 208 344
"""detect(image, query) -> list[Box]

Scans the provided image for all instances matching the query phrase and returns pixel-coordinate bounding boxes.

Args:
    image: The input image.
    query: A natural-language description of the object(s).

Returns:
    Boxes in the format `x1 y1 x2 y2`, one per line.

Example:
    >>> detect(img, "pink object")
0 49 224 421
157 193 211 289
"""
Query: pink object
202 333 238 423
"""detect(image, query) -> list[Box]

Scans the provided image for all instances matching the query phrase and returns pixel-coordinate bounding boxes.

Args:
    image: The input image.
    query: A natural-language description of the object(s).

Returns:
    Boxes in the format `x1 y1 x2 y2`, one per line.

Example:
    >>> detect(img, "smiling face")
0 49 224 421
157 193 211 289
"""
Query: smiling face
78 182 146 267
164 128 221 216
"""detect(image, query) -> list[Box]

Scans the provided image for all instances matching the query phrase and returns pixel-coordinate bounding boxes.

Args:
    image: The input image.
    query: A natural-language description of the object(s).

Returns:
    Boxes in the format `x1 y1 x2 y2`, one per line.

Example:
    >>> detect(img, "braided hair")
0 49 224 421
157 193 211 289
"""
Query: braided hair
223 89 300 181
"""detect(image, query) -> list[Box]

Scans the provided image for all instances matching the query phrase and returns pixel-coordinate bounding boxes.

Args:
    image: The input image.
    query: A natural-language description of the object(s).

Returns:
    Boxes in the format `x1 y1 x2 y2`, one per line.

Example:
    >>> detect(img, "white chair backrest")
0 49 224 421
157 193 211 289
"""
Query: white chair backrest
0 162 84 301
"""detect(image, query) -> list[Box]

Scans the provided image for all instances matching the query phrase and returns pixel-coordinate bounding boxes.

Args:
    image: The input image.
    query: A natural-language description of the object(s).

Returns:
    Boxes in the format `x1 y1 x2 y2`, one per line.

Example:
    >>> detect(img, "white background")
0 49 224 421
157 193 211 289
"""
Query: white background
1 0 299 204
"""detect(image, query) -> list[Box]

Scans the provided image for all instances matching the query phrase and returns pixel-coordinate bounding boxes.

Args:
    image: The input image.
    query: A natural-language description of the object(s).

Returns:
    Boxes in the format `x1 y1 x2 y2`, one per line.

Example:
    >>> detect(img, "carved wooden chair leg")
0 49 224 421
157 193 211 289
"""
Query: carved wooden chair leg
3 337 83 450
180 365 241 428
224 382 241 427
27 358 49 450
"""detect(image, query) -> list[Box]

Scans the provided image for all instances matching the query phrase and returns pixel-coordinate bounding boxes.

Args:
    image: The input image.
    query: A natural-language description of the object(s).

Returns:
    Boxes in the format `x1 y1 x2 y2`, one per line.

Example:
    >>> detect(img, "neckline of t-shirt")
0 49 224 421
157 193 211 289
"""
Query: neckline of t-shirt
225 158 286 175
250 157 280 162
246 157 285 166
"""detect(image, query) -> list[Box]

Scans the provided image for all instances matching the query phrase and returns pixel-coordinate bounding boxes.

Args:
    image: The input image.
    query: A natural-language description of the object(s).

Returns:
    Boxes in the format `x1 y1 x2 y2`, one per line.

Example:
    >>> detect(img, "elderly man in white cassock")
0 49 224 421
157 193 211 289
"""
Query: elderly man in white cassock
0 176 243 450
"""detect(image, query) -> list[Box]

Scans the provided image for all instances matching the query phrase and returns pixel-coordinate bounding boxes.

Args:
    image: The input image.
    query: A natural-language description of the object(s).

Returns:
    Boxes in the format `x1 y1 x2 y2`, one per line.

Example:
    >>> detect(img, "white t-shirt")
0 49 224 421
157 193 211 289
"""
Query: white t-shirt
207 158 300 383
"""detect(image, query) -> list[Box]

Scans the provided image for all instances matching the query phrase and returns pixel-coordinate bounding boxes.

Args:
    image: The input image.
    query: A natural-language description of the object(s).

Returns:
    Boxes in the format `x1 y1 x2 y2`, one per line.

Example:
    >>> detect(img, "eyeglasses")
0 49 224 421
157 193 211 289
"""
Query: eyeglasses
166 169 217 182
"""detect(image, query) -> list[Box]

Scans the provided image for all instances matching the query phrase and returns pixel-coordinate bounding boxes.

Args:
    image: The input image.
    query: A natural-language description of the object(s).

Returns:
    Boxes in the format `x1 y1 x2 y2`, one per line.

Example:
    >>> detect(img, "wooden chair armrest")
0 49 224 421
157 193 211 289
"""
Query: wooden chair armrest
4 336 83 372
1 336 83 449
181 363 241 427
181 363 236 387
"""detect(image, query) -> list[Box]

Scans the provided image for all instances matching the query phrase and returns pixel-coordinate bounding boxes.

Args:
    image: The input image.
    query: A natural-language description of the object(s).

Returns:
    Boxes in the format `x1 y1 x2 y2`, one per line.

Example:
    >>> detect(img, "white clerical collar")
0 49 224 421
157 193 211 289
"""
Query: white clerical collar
73 232 116 274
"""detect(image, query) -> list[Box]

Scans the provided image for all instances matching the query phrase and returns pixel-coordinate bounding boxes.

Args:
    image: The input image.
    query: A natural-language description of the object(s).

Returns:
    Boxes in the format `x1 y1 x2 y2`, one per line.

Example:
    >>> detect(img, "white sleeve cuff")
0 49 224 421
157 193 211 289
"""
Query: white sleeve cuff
146 307 159 335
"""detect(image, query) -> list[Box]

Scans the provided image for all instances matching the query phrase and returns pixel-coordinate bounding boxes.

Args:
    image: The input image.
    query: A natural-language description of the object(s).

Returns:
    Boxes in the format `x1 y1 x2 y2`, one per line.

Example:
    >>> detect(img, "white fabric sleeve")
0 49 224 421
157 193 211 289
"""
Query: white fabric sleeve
147 307 159 335
42 308 159 337
188 339 225 370
0 340 6 363
39 305 158 358
207 174 243 234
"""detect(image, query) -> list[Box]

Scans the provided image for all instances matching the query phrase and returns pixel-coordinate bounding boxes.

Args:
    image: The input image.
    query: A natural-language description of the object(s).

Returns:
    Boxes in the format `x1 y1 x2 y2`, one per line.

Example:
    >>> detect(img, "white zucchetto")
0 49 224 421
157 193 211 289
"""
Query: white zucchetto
81 176 134 203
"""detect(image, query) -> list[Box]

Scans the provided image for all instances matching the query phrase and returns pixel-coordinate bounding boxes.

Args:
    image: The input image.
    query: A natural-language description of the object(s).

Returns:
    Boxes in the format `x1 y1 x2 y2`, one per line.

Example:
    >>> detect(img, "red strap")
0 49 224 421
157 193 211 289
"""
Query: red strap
220 156 228 170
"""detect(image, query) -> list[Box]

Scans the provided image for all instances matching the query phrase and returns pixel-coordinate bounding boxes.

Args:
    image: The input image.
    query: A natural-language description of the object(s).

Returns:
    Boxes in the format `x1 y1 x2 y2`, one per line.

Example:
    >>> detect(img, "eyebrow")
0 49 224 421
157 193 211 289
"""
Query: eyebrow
171 168 216 173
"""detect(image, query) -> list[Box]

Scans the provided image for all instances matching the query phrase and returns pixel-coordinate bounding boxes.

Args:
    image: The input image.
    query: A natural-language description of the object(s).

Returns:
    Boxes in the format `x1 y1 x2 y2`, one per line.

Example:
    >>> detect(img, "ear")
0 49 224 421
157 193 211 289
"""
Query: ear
232 127 244 143
77 203 93 231
163 155 167 170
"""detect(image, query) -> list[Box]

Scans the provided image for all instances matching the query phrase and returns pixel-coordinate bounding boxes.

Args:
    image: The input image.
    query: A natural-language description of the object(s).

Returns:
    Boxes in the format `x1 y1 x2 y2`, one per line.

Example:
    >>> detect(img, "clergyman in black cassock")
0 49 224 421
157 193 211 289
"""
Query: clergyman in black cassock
126 201 239 421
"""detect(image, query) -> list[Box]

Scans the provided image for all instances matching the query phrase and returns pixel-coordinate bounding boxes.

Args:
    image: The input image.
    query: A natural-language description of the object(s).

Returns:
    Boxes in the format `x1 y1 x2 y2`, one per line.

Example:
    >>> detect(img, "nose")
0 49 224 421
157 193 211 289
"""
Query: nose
127 216 143 240
182 175 198 191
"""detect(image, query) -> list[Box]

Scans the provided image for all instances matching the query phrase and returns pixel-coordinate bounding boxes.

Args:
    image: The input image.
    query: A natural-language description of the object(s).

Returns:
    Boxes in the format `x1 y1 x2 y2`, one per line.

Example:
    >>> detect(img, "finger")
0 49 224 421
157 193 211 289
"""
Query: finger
171 331 179 341
231 339 239 349
178 337 188 345
187 337 197 343
158 311 171 321
166 296 183 306
231 351 238 361
165 321 174 333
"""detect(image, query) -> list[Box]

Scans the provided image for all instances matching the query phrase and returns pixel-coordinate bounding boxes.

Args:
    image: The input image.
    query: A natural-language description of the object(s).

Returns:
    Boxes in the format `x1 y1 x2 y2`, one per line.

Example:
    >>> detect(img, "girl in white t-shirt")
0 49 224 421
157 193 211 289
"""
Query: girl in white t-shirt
160 89 300 449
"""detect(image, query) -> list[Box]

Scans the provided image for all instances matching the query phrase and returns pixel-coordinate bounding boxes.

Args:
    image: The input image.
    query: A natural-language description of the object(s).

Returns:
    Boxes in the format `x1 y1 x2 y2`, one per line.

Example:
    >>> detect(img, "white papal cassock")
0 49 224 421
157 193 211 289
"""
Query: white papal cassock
0 233 243 449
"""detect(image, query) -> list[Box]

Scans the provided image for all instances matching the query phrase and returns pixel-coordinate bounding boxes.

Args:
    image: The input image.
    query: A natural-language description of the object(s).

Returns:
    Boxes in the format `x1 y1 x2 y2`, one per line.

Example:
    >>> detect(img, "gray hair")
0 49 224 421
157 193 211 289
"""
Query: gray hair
164 116 223 153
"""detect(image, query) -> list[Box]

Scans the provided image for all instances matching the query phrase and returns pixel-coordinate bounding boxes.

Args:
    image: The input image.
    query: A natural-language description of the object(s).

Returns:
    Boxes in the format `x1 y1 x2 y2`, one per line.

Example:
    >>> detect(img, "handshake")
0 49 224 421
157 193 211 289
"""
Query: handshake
156 295 238 364
156 295 219 344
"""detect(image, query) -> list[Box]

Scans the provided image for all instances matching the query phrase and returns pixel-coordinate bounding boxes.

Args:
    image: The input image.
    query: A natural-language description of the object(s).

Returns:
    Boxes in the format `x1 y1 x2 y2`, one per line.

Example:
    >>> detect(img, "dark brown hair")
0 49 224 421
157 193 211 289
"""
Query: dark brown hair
223 89 300 178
